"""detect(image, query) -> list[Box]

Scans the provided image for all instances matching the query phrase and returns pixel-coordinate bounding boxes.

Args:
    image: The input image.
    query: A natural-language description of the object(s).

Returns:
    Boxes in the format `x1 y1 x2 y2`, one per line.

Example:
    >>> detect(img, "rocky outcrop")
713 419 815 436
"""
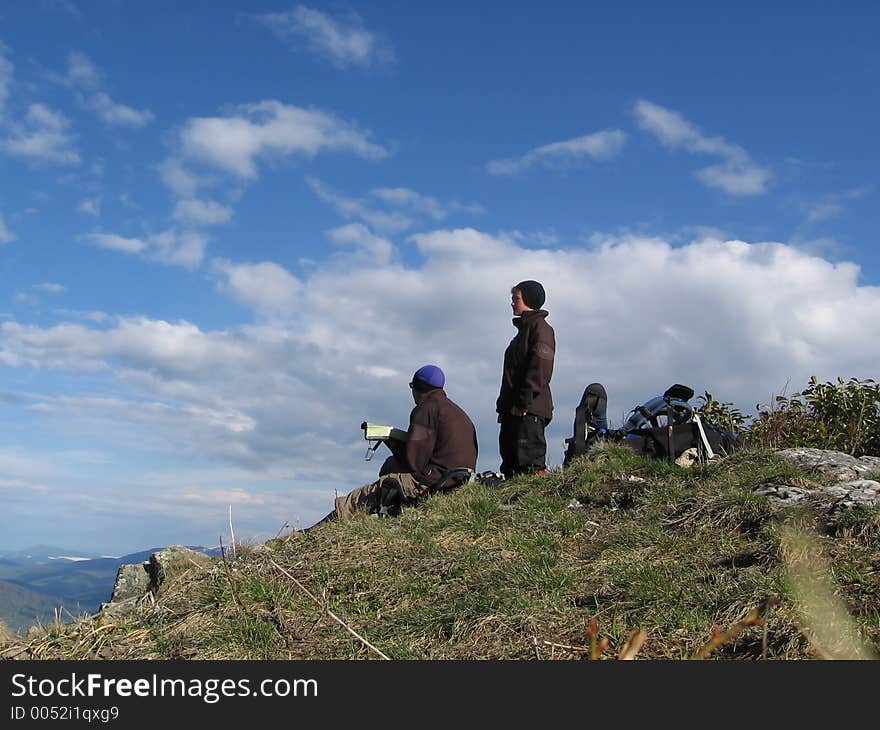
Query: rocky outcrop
757 448 880 511
99 546 214 618
776 448 880 481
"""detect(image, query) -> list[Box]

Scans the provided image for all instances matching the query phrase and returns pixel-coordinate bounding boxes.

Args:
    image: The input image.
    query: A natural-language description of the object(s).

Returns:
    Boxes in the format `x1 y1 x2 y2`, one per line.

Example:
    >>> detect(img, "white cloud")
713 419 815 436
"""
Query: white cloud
65 51 101 89
211 259 303 316
803 185 873 224
256 5 395 69
173 198 234 227
65 51 153 128
0 213 15 244
81 229 207 268
634 100 771 195
487 129 627 176
6 230 880 530
2 103 79 165
82 232 145 254
148 229 208 269
307 178 414 232
77 198 101 216
327 223 393 264
88 91 154 128
34 282 65 293
370 187 447 219
177 100 388 180
158 158 215 198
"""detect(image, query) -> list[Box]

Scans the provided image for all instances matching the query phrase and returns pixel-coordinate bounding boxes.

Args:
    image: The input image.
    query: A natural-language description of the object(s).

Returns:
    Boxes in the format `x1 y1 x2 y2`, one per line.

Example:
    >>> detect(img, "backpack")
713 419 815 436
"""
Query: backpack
563 382 609 467
562 382 739 467
618 384 737 464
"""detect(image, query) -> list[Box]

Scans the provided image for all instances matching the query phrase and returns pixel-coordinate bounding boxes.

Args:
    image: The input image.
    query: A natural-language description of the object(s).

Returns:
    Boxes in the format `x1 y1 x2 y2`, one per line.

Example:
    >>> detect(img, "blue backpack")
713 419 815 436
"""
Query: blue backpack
622 384 696 434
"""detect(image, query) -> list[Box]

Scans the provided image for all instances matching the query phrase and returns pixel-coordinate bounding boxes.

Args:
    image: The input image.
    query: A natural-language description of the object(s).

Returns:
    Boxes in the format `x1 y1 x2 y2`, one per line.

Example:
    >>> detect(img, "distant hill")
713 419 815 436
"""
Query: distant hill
0 546 217 635
0 581 75 634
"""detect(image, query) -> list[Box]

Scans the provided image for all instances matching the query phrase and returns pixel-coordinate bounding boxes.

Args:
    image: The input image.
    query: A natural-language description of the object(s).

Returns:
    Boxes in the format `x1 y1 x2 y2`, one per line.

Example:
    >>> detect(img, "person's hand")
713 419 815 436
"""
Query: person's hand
509 405 526 417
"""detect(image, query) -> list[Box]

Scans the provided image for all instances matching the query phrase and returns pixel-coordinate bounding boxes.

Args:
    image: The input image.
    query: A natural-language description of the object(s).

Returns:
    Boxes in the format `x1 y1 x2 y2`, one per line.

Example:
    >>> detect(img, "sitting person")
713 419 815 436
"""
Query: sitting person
309 364 478 527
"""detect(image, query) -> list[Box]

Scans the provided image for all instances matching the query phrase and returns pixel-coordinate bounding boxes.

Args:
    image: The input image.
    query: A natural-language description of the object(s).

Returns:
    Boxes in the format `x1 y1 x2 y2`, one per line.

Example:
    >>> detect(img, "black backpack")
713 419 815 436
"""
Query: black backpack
617 384 737 463
563 382 609 467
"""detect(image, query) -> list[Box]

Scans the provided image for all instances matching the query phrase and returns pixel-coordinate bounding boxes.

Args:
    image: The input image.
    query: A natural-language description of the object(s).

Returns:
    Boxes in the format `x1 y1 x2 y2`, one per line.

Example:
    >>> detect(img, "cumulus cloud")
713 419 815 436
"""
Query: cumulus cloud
487 129 627 176
157 158 215 198
327 223 393 265
177 100 388 180
211 259 303 316
149 229 208 269
635 100 771 195
2 103 79 165
81 229 207 268
65 51 153 128
5 229 880 535
173 198 234 227
256 5 395 69
8 229 880 458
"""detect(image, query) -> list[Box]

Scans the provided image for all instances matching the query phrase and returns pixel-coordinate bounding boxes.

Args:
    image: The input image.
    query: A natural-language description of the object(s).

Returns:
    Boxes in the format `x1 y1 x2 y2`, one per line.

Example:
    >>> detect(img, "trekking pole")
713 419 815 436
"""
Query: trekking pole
692 412 716 461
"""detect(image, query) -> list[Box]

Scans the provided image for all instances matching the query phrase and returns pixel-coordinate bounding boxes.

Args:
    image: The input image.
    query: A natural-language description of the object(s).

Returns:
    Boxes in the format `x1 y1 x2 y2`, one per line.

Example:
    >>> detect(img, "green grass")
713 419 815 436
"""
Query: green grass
4 443 879 660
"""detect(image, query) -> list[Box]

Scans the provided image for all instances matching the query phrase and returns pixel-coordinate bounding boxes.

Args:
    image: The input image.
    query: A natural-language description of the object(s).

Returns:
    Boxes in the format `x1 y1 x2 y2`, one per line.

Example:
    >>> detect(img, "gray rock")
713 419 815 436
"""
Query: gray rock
820 479 880 511
99 545 213 618
98 596 142 619
148 545 213 587
755 449 880 513
753 484 811 505
776 448 879 481
109 562 151 603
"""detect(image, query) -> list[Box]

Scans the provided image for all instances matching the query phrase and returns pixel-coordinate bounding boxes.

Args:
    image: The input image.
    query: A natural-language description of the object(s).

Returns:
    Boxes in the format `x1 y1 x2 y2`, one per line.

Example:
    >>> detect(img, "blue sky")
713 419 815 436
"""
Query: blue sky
1 1 878 553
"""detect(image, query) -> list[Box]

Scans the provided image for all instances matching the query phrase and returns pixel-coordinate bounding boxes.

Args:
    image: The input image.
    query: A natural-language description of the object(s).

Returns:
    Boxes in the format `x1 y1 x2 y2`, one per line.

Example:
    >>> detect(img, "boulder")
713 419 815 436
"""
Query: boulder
148 546 213 587
110 562 151 602
99 545 214 618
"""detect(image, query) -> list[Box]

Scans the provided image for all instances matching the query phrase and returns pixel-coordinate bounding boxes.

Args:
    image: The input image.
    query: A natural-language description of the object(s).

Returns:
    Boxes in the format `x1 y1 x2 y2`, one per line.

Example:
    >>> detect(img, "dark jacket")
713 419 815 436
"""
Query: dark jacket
496 309 555 421
406 389 478 489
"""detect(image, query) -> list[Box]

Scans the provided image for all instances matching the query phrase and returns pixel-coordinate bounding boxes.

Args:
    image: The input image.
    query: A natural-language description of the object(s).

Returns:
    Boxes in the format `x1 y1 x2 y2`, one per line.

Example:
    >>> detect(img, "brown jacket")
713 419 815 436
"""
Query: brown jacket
496 309 555 421
406 389 478 489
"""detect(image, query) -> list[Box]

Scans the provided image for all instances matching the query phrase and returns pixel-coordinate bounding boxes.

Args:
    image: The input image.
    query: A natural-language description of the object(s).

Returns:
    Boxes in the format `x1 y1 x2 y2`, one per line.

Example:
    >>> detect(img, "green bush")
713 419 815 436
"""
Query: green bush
694 378 880 456
696 391 748 434
746 377 880 456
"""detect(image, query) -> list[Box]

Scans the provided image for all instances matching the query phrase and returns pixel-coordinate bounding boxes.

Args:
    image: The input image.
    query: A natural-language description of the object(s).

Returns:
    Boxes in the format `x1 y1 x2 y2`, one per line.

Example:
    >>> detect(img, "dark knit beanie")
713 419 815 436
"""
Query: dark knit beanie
515 280 545 310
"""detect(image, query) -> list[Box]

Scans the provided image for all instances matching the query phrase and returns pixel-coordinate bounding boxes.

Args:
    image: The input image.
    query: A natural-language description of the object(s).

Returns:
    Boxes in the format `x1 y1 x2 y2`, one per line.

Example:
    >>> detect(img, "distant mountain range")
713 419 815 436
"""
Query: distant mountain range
0 544 219 634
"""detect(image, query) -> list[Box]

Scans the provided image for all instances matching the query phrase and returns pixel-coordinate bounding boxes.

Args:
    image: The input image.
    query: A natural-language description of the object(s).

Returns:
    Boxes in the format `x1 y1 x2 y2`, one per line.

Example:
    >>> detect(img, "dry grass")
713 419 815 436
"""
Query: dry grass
2 444 878 660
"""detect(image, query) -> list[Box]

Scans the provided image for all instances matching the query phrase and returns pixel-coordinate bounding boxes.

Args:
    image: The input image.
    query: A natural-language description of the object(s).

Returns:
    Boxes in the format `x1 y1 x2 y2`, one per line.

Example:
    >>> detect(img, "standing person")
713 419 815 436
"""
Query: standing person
496 280 555 478
308 364 478 527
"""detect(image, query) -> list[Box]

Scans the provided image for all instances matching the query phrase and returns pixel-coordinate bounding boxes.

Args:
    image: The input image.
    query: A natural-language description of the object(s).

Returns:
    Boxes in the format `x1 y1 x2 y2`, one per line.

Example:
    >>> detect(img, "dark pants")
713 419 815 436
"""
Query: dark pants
499 414 548 478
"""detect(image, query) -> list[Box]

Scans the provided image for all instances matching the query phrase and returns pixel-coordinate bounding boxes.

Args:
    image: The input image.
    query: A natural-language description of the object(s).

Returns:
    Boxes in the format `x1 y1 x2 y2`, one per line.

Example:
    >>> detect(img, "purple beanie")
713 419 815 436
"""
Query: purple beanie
413 364 445 388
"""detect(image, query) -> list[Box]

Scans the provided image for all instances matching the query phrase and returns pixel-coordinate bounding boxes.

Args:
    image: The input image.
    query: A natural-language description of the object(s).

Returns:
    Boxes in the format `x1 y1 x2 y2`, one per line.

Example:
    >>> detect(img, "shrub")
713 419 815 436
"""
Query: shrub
696 392 748 435
745 377 880 456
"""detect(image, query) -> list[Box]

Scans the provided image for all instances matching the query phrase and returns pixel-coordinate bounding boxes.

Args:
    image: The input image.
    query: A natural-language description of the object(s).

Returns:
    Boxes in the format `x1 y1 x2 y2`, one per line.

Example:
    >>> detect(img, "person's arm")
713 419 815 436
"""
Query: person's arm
406 402 440 487
514 323 555 415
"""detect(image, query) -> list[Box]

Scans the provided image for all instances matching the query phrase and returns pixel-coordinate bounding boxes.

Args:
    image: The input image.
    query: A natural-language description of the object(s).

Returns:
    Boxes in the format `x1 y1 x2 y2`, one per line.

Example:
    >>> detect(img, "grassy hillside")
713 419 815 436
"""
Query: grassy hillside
0 581 76 635
3 445 879 660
